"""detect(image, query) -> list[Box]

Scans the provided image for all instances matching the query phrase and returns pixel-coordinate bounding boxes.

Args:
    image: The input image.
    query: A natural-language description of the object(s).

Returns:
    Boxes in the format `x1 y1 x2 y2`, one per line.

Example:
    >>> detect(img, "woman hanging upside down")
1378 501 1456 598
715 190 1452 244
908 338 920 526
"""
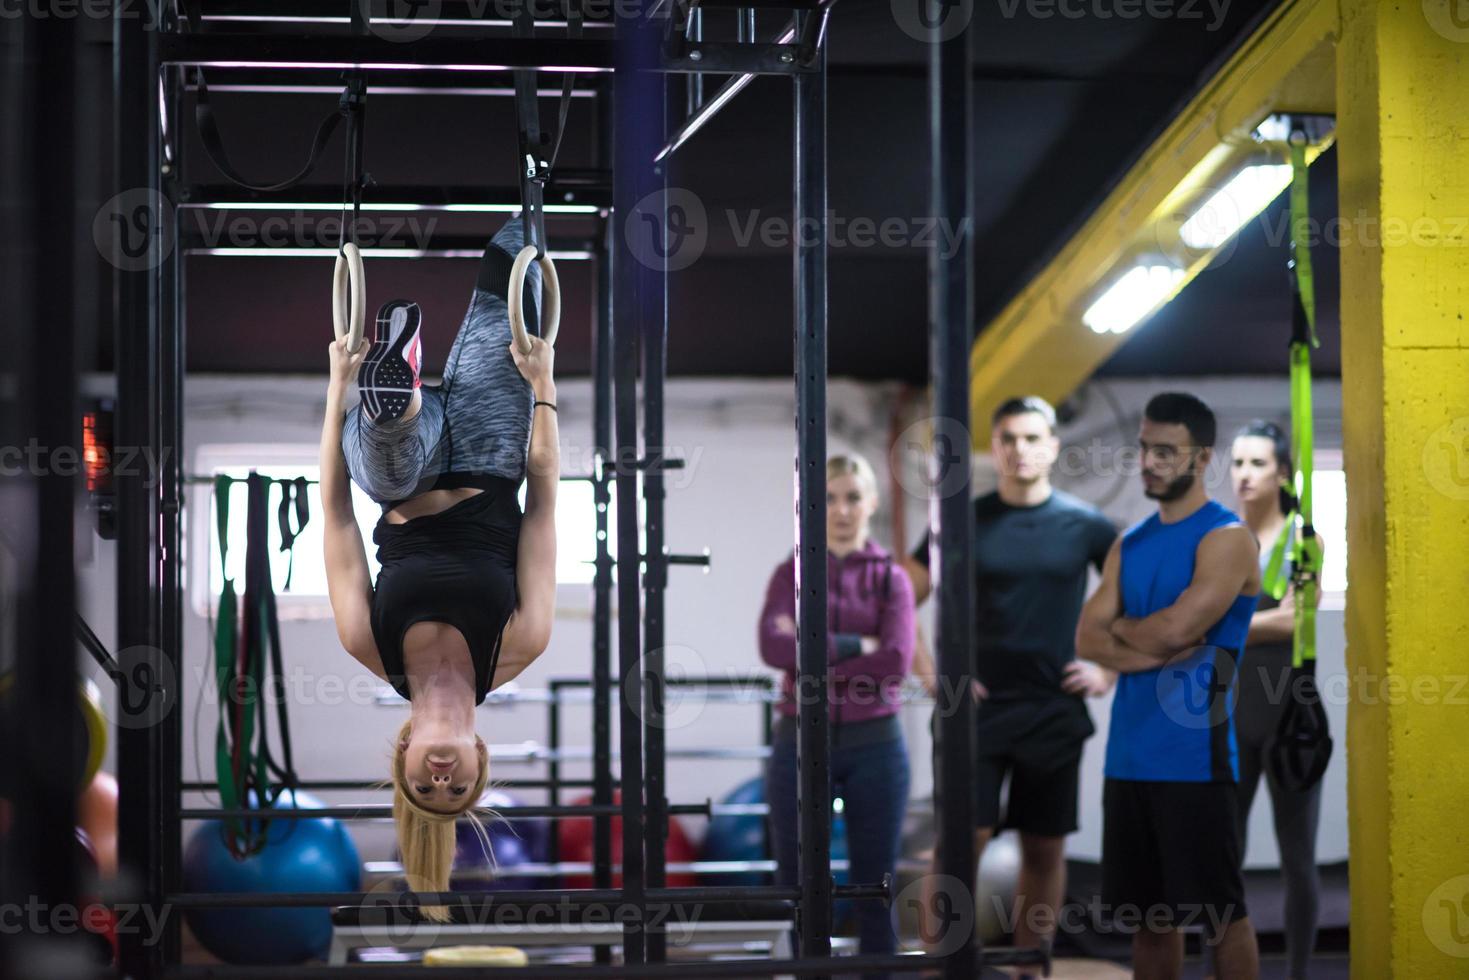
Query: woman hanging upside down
319 219 559 916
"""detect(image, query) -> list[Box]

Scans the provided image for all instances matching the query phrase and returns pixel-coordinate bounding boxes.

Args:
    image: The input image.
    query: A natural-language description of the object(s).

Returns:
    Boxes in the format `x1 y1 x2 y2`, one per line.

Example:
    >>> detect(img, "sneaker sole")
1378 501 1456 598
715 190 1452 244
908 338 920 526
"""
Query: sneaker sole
358 300 421 423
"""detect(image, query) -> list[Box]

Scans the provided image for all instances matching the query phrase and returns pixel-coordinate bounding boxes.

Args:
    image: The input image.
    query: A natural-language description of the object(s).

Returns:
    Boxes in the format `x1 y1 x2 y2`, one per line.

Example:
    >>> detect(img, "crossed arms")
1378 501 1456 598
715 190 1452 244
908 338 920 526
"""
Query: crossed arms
1075 525 1259 674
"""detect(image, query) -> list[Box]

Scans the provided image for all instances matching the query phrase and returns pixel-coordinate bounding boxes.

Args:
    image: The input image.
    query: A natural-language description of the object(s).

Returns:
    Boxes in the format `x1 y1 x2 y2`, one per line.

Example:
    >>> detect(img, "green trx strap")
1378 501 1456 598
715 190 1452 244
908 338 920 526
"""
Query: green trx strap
1287 138 1324 669
211 476 254 854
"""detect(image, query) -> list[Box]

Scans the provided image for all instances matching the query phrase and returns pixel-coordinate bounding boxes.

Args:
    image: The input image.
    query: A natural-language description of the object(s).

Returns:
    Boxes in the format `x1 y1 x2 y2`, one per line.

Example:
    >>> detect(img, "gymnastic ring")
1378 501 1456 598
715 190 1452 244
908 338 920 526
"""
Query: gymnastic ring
332 242 366 354
507 245 560 355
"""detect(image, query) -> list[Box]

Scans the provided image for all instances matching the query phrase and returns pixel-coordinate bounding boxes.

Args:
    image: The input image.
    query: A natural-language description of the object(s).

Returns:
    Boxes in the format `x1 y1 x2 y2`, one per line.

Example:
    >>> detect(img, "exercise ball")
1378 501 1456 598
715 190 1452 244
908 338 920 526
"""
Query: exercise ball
182 789 361 964
476 789 551 864
975 831 1022 942
0 675 107 792
557 792 697 888
701 777 768 886
452 808 541 891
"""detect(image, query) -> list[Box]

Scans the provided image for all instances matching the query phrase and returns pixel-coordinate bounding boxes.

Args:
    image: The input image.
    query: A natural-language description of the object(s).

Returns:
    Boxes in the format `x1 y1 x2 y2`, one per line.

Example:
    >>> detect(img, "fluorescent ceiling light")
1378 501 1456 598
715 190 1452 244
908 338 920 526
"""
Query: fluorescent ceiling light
1083 265 1185 335
1178 164 1292 249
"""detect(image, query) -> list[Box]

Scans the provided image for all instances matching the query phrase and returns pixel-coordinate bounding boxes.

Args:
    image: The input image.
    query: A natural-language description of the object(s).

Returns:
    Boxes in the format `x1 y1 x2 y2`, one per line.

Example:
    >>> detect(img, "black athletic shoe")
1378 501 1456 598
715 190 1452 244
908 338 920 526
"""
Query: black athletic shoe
358 299 423 423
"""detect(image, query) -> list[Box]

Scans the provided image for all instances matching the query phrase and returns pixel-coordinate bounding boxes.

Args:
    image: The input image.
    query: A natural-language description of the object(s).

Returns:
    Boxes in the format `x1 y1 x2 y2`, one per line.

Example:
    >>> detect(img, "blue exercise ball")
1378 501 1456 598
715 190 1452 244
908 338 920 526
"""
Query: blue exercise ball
702 776 768 886
182 789 360 964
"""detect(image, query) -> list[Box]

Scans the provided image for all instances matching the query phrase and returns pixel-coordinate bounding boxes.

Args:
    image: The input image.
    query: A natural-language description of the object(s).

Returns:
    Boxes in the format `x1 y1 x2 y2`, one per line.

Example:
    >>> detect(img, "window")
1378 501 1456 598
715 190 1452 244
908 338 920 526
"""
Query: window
190 445 622 617
1312 465 1347 604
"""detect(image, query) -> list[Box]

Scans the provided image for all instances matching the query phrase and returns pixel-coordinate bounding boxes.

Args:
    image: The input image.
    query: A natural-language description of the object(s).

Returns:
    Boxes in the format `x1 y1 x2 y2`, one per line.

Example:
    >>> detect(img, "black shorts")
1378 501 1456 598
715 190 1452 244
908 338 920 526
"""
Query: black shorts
935 697 1094 837
1101 778 1248 932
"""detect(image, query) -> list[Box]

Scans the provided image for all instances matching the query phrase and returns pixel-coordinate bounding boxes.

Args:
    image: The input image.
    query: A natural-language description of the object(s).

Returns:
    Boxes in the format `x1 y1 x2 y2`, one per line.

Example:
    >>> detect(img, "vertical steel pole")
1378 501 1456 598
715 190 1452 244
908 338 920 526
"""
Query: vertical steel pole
591 83 616 963
612 9 658 963
0 13 82 978
792 12 832 969
930 13 978 980
159 58 187 971
640 84 671 964
115 4 165 978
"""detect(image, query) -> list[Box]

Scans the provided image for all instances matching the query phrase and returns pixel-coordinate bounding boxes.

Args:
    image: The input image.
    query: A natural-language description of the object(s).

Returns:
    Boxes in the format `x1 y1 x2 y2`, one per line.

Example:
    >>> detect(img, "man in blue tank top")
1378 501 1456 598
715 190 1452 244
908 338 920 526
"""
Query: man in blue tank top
1076 393 1262 978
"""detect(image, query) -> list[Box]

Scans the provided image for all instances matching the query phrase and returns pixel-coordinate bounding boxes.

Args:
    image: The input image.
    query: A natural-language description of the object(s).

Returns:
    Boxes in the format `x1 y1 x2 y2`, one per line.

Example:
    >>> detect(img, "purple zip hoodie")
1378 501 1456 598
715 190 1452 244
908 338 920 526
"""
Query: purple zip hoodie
757 539 916 724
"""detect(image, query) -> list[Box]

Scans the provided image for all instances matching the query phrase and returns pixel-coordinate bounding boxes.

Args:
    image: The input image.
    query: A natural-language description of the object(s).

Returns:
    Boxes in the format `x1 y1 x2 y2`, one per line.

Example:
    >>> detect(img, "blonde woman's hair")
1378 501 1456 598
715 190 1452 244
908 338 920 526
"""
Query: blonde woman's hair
390 718 492 923
826 452 879 500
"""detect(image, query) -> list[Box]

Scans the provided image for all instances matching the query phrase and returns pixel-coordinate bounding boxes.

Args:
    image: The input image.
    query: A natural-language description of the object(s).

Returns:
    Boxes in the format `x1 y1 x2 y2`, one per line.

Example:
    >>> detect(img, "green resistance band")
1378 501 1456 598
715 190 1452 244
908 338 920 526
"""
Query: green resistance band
1287 139 1324 669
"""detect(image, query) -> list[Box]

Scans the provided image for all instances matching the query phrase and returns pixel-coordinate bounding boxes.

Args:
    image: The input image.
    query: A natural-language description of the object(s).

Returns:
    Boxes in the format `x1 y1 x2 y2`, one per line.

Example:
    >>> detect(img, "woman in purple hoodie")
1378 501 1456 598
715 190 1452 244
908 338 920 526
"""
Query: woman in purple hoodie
758 452 916 966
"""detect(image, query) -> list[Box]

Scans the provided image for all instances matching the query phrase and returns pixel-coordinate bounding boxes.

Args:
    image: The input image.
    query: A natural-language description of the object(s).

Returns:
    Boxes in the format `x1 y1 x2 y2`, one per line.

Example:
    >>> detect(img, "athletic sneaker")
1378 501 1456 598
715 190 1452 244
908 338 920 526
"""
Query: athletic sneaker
358 299 423 423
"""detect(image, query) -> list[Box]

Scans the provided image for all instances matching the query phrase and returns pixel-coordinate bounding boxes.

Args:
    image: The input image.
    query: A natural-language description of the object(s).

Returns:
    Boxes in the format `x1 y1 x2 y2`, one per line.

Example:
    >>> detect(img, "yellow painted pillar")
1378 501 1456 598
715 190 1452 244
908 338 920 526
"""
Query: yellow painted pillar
1338 2 1469 975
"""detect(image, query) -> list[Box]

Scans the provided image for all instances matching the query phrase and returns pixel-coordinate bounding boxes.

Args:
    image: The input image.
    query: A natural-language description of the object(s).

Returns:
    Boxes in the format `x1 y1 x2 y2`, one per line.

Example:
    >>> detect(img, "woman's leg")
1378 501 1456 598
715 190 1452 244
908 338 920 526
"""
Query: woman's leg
341 387 446 504
835 735 910 964
1266 763 1323 978
436 218 544 480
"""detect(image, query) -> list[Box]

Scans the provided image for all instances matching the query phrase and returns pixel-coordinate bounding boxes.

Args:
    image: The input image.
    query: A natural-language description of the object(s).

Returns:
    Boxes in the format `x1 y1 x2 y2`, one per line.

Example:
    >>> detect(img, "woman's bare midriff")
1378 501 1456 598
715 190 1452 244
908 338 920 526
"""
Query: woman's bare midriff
384 487 484 524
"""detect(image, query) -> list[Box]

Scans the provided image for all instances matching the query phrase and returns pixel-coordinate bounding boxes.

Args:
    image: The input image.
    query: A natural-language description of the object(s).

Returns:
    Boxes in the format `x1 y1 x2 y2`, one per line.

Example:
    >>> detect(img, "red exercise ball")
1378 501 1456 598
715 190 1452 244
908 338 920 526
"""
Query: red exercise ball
557 792 697 888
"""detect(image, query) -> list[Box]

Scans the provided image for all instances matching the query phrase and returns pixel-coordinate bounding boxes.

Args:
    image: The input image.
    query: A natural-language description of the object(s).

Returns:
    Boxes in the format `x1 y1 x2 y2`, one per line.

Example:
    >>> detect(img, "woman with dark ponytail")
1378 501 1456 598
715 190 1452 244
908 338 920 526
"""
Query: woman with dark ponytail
1229 420 1323 978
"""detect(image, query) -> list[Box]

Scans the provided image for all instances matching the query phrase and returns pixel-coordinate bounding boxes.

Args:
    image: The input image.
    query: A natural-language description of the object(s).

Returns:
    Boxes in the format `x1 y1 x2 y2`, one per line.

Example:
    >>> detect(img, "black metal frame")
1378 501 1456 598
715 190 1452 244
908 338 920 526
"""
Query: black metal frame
103 4 1044 978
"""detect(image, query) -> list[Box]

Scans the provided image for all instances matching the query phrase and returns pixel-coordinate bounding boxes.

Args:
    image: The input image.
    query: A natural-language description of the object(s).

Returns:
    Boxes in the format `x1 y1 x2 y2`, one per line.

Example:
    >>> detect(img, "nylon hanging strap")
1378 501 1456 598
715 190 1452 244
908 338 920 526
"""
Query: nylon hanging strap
212 476 247 847
276 477 311 591
1288 138 1323 669
182 0 360 195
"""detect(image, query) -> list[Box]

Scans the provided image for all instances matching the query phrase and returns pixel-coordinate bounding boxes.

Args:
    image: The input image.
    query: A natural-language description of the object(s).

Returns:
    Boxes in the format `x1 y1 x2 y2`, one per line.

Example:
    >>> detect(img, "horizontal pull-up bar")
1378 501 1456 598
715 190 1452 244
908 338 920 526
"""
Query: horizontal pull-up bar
159 35 816 75
180 802 713 821
166 880 892 909
164 947 1051 979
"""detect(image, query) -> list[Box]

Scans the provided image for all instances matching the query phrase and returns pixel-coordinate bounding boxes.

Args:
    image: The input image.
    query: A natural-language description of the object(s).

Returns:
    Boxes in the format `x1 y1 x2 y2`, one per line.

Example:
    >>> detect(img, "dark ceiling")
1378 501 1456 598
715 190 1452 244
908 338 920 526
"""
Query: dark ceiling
87 0 1342 382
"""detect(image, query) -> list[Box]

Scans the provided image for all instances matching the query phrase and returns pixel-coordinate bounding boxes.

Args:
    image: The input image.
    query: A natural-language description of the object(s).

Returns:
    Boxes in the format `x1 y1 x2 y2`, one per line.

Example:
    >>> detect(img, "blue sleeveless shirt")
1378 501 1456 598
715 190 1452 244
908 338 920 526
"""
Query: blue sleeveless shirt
1105 500 1259 782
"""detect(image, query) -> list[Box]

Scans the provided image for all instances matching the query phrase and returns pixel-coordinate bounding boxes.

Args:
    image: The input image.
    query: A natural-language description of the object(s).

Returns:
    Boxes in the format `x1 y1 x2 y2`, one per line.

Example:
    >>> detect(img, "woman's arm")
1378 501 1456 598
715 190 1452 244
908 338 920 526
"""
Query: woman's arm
1246 536 1324 645
498 337 559 677
828 562 916 681
320 339 385 679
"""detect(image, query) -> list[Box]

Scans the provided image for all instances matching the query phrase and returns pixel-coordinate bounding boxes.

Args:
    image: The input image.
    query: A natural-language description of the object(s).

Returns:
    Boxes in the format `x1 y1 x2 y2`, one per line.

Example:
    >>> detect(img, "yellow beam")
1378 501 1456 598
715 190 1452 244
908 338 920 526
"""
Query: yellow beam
1338 2 1469 974
968 0 1337 424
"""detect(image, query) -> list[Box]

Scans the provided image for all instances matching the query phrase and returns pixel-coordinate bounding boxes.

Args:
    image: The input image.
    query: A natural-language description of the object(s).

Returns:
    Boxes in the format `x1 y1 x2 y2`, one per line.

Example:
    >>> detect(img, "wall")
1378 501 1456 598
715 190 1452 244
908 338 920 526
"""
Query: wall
76 372 1346 870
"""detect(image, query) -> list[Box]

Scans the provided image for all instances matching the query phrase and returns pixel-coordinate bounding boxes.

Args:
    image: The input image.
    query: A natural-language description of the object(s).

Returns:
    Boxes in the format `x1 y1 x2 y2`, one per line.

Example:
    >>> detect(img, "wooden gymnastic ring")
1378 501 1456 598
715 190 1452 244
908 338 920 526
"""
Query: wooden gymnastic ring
332 242 366 354
507 245 560 355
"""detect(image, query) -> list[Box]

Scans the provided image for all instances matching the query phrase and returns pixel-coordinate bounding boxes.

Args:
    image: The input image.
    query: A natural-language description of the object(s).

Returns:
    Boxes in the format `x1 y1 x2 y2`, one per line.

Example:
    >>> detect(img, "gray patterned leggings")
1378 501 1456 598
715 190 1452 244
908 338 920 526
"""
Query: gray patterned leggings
342 219 542 505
